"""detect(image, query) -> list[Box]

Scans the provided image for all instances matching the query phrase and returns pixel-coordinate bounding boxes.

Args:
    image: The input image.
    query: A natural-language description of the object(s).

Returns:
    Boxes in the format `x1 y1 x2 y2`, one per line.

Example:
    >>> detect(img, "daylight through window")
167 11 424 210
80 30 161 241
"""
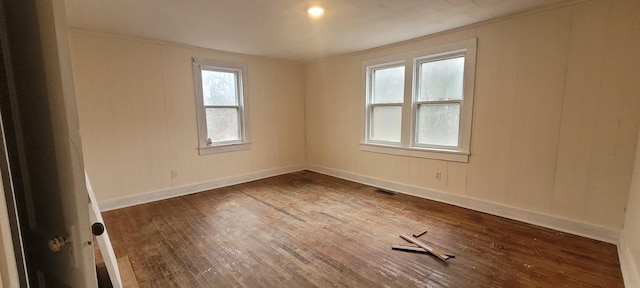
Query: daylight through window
369 64 405 143
193 58 250 155
362 39 476 162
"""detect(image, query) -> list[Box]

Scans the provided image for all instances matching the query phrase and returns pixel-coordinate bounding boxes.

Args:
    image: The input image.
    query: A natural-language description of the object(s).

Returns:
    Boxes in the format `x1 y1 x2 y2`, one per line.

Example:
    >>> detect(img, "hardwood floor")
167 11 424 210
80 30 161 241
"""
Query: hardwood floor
100 171 624 287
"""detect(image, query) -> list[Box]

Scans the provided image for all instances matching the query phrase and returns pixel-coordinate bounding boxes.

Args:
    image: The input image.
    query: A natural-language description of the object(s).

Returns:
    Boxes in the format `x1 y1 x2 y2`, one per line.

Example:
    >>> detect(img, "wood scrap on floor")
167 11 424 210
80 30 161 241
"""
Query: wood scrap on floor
393 232 455 262
392 243 455 260
412 229 428 238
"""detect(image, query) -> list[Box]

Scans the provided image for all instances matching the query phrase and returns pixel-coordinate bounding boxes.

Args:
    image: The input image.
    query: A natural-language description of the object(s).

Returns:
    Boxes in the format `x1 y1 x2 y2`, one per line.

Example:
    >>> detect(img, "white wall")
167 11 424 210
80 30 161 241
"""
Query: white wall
305 0 640 232
621 125 640 287
69 32 306 204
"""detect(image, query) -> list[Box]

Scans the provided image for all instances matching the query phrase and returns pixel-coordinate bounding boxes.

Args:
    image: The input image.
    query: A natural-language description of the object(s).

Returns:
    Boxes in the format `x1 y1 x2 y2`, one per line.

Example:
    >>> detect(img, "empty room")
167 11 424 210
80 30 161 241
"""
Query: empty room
0 0 639 287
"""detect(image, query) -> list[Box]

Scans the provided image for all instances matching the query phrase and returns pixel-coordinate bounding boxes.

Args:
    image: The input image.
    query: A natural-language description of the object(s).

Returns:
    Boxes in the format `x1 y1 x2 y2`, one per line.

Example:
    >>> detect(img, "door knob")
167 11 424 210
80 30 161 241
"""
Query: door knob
91 222 105 236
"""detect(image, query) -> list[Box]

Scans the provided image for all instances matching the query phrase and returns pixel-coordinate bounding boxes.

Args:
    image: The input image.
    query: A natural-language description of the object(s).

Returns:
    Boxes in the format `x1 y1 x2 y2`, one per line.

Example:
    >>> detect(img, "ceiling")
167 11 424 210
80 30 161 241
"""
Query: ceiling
64 0 577 62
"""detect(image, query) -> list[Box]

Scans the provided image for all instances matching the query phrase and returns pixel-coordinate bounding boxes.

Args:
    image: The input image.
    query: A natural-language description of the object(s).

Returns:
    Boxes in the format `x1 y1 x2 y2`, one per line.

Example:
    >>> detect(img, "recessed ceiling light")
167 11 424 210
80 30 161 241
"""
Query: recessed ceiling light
308 7 324 17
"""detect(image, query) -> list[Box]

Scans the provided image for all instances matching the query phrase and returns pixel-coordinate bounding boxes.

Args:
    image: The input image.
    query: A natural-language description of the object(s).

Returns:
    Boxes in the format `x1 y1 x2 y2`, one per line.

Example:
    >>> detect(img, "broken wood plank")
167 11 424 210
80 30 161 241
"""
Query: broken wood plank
413 229 428 238
400 234 451 262
392 244 427 253
391 244 455 260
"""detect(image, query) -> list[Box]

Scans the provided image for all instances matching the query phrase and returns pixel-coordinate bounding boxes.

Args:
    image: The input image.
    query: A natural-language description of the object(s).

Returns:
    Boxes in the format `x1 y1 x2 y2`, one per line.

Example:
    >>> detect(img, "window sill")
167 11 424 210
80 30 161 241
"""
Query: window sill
199 142 251 155
359 143 469 163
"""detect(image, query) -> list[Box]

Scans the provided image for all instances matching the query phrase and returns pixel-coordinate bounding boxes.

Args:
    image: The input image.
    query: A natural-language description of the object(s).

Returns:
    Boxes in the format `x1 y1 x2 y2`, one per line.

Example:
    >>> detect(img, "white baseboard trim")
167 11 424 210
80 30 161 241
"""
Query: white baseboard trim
306 164 620 244
98 165 306 211
619 232 640 288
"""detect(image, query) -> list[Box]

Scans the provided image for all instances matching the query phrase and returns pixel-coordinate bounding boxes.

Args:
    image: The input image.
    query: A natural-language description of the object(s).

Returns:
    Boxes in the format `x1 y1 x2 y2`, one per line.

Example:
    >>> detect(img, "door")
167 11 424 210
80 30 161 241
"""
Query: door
0 0 97 287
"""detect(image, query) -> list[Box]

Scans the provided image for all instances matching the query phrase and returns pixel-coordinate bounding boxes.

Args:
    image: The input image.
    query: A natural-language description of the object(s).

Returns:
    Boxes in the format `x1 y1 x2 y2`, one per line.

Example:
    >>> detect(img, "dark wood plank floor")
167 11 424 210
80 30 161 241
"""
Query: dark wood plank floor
99 171 624 287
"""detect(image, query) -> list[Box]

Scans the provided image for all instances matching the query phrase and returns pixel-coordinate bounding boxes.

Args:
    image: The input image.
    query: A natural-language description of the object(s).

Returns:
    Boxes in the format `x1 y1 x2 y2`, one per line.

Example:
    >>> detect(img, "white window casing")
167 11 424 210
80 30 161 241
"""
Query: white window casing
361 38 477 163
192 57 251 155
365 61 406 146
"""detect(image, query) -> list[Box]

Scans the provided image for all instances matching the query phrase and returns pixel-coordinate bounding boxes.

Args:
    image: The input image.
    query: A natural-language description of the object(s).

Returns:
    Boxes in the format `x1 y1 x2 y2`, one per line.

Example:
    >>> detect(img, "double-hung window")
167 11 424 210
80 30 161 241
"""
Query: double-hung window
362 39 476 162
193 58 250 155
367 63 405 144
414 53 465 149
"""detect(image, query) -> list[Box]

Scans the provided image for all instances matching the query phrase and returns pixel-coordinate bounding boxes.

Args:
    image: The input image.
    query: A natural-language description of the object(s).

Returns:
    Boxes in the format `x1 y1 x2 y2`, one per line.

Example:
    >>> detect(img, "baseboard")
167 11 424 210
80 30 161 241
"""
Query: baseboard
98 165 306 211
306 164 620 244
619 232 640 288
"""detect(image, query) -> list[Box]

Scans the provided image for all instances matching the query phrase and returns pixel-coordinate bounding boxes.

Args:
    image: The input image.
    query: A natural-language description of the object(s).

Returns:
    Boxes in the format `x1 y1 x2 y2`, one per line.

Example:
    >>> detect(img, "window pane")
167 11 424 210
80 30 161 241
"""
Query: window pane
416 103 460 146
372 66 404 104
418 57 464 101
205 108 240 143
370 106 402 142
201 70 238 105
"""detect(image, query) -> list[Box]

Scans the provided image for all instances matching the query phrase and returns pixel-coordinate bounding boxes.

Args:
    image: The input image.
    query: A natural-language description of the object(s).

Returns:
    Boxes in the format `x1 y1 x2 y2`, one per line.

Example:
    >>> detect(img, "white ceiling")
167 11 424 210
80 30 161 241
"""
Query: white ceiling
65 0 576 62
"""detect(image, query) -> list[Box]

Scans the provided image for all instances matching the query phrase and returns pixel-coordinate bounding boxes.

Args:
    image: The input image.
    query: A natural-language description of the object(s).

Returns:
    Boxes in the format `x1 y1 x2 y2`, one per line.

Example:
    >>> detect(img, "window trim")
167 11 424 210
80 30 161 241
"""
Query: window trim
411 50 467 151
192 57 251 155
361 38 477 163
365 60 406 146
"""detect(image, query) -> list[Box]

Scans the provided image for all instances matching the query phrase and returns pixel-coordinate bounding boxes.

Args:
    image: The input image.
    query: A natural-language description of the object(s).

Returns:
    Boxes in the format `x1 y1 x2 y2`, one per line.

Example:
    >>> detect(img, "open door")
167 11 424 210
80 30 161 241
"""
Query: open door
86 173 123 288
0 0 97 287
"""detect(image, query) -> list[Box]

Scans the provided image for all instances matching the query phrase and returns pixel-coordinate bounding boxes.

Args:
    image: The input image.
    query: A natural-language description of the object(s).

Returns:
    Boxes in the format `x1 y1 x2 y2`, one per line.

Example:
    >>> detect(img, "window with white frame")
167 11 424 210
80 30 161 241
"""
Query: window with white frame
414 53 465 148
193 58 250 155
368 63 405 144
362 39 476 162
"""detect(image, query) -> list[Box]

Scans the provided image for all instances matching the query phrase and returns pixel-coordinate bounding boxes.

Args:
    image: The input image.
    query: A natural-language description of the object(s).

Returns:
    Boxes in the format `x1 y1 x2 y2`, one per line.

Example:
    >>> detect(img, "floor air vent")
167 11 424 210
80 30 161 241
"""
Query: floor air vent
375 188 396 195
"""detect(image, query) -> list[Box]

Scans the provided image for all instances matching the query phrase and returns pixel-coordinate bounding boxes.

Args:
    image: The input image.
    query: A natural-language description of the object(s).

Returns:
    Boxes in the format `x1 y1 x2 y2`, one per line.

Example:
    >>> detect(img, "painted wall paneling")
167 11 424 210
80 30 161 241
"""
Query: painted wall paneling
304 0 640 230
70 32 306 203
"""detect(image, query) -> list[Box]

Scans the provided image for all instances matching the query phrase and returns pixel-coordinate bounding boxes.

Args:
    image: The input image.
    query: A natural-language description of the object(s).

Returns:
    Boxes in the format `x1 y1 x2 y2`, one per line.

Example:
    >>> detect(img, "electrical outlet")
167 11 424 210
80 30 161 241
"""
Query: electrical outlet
171 171 178 179
435 171 441 180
